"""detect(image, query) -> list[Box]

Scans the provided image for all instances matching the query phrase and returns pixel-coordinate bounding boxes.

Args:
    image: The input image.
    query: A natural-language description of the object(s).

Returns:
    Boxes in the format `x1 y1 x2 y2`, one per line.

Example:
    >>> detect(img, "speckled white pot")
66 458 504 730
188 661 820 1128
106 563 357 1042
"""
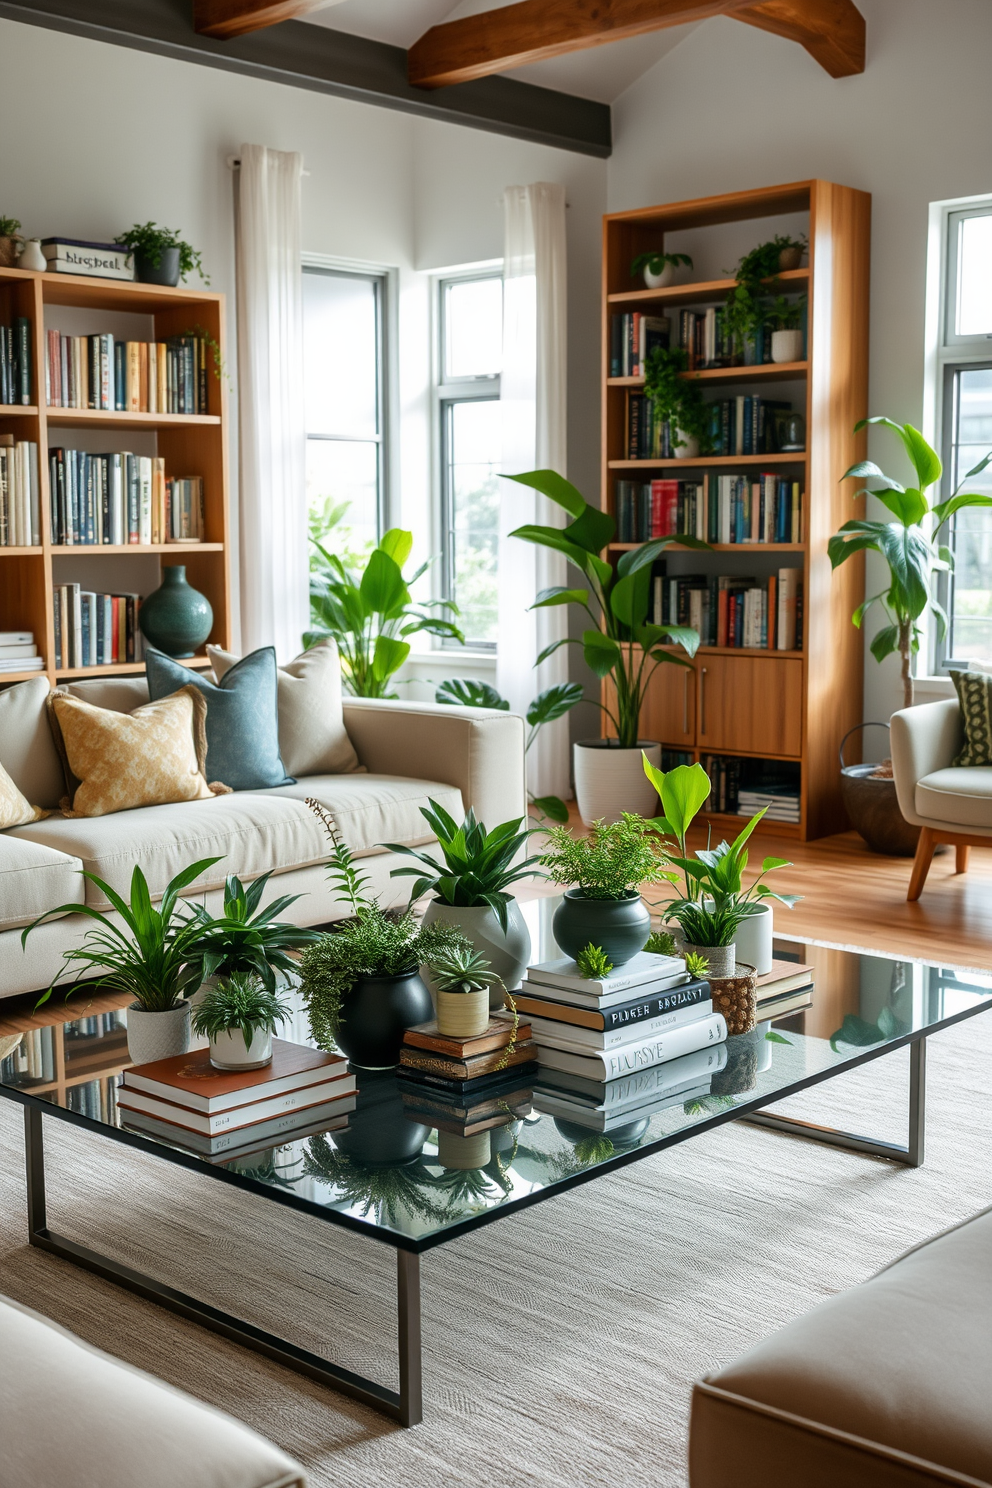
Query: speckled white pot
126 1001 190 1066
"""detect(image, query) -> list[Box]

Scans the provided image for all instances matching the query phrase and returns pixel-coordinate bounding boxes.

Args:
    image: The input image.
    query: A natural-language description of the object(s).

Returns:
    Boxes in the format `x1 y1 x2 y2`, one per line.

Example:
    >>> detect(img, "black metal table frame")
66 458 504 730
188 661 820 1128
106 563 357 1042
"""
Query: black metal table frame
0 1018 960 1428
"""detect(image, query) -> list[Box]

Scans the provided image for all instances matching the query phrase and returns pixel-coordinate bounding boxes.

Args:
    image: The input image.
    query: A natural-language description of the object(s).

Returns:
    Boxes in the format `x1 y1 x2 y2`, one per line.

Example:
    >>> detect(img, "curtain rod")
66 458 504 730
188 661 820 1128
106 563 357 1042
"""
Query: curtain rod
227 155 311 176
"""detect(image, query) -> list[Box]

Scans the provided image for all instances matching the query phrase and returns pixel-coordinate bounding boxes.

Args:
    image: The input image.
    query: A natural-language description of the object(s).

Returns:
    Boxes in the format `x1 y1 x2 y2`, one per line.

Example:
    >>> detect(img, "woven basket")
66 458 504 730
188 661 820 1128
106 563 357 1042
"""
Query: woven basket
708 962 757 1036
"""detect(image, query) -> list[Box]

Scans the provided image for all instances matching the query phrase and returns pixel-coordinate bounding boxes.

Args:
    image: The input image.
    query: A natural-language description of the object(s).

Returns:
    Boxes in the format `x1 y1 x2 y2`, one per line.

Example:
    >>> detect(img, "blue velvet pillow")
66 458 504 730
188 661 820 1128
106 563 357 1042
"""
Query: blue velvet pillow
145 646 293 791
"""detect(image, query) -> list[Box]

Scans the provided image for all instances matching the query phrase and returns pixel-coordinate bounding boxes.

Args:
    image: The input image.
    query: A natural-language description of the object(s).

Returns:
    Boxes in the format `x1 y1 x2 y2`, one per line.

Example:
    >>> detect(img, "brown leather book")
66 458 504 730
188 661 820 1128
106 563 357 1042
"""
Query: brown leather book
399 1039 537 1081
121 1038 350 1113
403 1016 532 1058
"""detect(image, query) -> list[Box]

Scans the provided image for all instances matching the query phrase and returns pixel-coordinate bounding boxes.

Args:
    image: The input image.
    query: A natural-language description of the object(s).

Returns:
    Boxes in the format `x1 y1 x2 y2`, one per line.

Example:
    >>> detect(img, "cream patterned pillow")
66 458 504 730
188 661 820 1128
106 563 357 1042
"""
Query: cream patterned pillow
0 757 43 829
48 686 222 818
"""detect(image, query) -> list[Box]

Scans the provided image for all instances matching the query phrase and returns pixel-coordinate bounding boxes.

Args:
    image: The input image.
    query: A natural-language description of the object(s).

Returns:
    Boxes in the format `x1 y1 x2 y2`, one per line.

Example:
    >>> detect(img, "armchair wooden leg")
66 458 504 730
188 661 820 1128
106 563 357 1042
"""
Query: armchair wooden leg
908 828 936 902
956 844 971 874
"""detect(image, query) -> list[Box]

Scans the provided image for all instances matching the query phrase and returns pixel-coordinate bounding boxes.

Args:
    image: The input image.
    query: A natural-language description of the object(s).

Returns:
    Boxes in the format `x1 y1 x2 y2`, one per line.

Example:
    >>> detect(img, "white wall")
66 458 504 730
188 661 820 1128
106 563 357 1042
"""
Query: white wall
608 0 992 736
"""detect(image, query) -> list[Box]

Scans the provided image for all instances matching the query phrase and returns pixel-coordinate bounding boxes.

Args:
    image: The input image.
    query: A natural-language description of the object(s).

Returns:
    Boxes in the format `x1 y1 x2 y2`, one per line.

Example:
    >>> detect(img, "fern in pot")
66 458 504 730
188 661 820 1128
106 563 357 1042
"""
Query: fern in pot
540 814 668 966
191 972 292 1070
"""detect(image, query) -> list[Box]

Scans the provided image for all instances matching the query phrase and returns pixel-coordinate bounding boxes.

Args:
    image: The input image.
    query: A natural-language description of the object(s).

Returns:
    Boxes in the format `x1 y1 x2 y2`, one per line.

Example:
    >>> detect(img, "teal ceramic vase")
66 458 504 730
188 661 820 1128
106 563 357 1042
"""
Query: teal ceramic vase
139 566 212 658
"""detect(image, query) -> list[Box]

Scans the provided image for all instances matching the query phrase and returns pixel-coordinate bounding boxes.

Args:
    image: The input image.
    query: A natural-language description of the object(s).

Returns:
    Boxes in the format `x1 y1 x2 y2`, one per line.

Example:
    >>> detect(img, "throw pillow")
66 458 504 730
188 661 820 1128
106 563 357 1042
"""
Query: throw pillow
207 638 360 777
951 670 992 766
145 646 293 792
48 686 218 818
0 757 43 829
0 676 66 809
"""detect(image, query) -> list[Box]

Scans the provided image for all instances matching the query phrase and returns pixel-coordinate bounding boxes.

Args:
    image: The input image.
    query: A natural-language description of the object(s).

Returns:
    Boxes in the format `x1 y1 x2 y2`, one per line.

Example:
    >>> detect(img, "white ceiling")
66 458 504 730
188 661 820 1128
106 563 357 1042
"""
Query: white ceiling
303 0 699 104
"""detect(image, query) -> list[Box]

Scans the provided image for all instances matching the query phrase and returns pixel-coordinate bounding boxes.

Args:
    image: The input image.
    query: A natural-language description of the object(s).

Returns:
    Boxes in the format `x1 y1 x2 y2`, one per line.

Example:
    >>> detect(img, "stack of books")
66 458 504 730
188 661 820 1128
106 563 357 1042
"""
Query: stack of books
0 315 32 404
756 959 814 1020
117 1039 357 1160
0 435 40 546
0 630 43 674
41 238 134 282
533 1043 728 1133
53 585 143 669
396 1014 538 1107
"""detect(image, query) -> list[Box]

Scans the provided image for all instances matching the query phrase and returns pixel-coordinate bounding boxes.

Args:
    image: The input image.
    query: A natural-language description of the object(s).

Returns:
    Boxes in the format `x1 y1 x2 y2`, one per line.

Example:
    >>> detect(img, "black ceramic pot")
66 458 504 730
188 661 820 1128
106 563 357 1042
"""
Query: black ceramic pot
134 247 181 286
335 1069 429 1164
335 968 433 1070
553 889 650 967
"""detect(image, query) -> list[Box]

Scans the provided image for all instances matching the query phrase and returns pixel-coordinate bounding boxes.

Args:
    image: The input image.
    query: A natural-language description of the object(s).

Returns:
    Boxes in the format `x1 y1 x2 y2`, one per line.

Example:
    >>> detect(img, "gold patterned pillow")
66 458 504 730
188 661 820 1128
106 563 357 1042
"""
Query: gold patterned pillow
48 685 224 818
951 670 992 767
0 756 43 829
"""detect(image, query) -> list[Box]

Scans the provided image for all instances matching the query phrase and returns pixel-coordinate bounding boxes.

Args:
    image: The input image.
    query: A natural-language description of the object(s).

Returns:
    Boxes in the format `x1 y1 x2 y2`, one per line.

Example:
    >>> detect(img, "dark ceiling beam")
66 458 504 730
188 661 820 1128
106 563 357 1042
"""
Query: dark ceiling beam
0 0 612 157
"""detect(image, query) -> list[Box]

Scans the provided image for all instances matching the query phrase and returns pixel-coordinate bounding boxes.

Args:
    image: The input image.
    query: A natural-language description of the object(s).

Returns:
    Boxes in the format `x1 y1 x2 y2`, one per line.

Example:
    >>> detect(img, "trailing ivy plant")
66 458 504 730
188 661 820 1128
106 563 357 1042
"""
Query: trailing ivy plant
723 234 807 358
642 345 712 452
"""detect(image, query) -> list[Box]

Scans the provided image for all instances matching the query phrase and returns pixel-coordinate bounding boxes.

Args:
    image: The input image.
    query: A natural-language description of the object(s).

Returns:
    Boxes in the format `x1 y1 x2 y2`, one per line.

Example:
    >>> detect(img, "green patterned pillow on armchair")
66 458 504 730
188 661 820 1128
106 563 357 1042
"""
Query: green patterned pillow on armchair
951 669 992 766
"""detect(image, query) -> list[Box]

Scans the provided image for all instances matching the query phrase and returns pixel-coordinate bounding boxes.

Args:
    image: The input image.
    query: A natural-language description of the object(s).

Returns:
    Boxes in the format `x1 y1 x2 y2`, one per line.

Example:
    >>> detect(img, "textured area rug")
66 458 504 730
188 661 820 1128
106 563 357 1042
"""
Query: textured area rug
1 1016 991 1488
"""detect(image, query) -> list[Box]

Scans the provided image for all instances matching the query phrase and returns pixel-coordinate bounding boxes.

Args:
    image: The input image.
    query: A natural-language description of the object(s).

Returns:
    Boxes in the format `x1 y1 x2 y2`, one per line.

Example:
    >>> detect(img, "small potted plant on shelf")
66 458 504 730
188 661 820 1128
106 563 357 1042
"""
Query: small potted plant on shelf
0 216 22 268
113 222 209 287
23 857 223 1065
630 249 693 290
385 799 542 1002
643 344 713 459
505 468 706 823
764 294 807 365
723 234 808 363
540 813 668 966
428 944 506 1039
190 971 292 1070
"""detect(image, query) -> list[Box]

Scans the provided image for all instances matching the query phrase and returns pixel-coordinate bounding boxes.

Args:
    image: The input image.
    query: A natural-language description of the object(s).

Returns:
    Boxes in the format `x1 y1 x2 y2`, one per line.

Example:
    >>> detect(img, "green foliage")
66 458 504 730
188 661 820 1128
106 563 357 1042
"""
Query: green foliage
386 798 541 931
307 798 373 916
723 235 806 356
304 1133 450 1226
307 528 463 696
299 909 469 1048
576 943 614 979
630 250 693 278
113 222 208 283
429 943 505 997
829 1006 909 1053
572 1134 616 1165
507 469 704 747
644 929 677 956
764 294 807 331
435 677 509 711
183 871 319 991
25 858 222 1010
191 972 292 1043
831 418 992 708
540 814 668 900
683 950 710 978
0 216 21 238
642 345 712 451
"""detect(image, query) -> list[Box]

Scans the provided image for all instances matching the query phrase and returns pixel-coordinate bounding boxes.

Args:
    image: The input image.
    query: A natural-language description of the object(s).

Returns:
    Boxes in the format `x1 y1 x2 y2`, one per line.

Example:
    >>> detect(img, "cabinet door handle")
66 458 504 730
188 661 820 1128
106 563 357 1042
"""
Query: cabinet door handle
700 666 708 736
683 670 690 736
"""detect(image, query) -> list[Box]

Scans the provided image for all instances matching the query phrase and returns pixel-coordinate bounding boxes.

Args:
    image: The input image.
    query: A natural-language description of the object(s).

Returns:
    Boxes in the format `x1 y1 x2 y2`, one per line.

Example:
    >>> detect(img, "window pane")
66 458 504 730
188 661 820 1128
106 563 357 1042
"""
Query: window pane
957 215 992 336
307 439 379 571
446 399 501 645
303 271 379 438
950 367 992 662
444 277 503 380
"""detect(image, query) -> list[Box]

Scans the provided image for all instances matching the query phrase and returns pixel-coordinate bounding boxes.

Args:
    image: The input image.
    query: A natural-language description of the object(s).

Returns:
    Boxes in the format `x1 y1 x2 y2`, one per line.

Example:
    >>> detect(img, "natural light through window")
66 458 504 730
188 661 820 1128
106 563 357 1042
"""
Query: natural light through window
956 214 992 336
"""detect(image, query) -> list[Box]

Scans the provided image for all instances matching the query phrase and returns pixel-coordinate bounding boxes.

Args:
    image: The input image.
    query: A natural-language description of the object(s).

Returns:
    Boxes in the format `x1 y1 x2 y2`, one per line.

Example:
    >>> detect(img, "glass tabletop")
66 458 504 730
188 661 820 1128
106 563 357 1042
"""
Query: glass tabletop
3 898 991 1253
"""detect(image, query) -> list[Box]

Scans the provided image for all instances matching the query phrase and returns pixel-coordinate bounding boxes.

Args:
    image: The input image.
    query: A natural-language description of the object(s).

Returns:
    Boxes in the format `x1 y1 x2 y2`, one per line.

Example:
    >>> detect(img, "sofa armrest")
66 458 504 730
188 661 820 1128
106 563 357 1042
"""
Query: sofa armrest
342 698 527 826
889 699 962 824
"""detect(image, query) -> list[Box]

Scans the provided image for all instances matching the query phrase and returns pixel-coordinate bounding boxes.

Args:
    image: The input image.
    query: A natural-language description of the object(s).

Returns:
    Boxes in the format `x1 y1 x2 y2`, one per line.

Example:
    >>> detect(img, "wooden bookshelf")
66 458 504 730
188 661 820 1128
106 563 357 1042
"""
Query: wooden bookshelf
602 180 870 839
0 988 132 1109
0 265 231 684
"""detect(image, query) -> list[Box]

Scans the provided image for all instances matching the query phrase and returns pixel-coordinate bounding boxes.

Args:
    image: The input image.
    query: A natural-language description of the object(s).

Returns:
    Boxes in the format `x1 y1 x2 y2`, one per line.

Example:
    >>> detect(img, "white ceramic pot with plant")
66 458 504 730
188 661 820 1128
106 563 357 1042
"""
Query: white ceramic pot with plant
733 901 774 976
427 944 506 1039
771 328 804 365
23 857 220 1067
541 815 666 966
673 432 701 460
630 249 693 291
190 972 293 1071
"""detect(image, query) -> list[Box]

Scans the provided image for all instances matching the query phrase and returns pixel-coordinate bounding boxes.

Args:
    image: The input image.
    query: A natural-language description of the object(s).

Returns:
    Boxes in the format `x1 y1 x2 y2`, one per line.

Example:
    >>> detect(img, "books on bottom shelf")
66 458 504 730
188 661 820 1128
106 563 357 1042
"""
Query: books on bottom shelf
53 584 142 669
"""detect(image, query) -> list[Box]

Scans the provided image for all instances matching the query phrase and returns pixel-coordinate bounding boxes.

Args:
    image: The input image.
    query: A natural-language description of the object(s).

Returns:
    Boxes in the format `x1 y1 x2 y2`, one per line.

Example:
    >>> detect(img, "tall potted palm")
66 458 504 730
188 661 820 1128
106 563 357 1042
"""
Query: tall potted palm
505 468 705 823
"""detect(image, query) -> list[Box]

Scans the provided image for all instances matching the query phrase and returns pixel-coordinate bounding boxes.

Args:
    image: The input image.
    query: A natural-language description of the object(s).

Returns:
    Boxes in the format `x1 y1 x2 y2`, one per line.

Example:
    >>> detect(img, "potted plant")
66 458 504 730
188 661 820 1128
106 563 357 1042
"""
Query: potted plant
190 971 292 1070
0 216 21 268
540 813 668 965
183 870 321 992
307 527 463 696
385 799 542 1002
631 249 693 290
723 234 807 362
428 944 506 1039
24 857 222 1064
643 345 713 458
764 294 807 365
830 417 992 852
113 222 209 287
506 468 705 823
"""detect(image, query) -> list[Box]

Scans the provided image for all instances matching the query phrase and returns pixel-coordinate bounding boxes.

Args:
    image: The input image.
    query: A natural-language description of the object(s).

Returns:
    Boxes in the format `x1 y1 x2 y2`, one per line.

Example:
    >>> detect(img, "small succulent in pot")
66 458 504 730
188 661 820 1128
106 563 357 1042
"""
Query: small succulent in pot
430 944 506 1040
191 972 293 1070
541 814 668 967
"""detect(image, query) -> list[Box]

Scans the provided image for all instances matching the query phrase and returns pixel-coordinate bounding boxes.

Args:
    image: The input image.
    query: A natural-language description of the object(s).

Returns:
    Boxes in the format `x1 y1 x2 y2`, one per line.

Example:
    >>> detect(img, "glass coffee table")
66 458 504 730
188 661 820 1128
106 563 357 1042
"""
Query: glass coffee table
2 897 991 1428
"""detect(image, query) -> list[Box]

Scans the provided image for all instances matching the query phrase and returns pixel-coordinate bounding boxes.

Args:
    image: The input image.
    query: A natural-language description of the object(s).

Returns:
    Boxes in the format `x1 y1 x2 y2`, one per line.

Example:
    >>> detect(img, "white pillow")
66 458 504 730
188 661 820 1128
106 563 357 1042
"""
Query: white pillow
0 677 65 810
207 639 360 777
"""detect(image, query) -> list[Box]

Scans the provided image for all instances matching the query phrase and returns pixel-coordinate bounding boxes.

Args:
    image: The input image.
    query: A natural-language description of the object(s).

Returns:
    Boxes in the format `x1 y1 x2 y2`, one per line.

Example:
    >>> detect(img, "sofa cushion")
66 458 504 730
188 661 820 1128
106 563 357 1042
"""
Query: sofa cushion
0 834 84 930
689 1205 992 1488
254 774 464 858
916 766 992 828
951 668 992 766
65 676 150 712
0 676 65 809
0 1294 306 1488
0 756 42 829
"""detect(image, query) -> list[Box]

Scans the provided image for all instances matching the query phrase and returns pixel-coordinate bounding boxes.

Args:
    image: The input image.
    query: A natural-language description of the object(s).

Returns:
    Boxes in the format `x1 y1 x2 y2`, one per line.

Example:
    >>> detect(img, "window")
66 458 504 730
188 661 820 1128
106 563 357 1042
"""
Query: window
436 273 503 649
303 267 386 568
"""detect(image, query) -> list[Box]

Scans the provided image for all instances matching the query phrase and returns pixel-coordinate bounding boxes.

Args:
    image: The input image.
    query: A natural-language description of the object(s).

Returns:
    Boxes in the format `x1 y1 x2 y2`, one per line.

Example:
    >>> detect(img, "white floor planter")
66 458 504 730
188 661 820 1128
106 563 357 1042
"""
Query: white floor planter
733 902 774 976
421 899 531 1004
209 1027 273 1070
574 740 661 825
126 1001 191 1066
771 328 804 364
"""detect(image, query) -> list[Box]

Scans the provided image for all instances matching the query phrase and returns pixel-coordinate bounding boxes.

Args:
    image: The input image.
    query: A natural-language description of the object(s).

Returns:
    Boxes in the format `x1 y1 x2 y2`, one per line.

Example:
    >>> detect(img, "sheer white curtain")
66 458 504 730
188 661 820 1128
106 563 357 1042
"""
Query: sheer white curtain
235 143 308 662
498 181 570 801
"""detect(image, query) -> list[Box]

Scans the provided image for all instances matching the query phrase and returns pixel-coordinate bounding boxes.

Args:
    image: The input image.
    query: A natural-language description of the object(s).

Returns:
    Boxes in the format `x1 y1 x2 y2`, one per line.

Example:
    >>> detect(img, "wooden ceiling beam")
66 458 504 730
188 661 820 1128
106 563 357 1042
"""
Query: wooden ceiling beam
408 0 865 89
193 0 329 41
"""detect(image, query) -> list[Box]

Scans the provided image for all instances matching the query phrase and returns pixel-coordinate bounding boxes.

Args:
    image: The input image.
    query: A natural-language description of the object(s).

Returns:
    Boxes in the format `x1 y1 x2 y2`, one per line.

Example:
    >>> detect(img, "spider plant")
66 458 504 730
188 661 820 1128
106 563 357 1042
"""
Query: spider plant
190 972 292 1045
182 870 320 991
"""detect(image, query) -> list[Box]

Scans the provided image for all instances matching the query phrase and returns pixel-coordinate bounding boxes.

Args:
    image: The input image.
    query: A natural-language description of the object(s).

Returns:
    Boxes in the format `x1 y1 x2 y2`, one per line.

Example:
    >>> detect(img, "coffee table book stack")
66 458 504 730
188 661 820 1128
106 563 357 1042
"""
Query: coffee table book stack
116 1040 357 1162
396 1014 538 1116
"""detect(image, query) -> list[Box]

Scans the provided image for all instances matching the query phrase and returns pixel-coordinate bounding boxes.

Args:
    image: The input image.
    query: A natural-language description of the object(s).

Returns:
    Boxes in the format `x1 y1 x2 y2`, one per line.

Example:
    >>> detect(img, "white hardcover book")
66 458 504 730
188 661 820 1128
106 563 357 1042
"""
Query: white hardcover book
525 951 686 998
528 999 713 1052
117 1077 356 1136
518 973 690 1011
102 594 113 664
70 583 82 669
138 456 152 544
0 632 33 645
27 442 39 545
535 1011 727 1082
533 1081 712 1133
0 643 37 658
0 657 43 671
120 1099 355 1159
535 1044 729 1111
110 453 123 545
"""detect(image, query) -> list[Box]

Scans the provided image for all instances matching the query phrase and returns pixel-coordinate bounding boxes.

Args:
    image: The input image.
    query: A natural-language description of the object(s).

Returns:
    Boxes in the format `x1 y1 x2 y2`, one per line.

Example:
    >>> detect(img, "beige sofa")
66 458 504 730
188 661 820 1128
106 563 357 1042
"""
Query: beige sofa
0 677 525 1003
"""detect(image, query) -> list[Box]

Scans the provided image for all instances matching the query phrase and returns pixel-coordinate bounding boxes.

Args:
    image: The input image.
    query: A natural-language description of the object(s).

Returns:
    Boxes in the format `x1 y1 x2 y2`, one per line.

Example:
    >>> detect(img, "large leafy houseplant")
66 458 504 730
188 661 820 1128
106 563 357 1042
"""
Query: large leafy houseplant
307 528 464 697
505 469 705 747
830 418 992 708
183 871 320 992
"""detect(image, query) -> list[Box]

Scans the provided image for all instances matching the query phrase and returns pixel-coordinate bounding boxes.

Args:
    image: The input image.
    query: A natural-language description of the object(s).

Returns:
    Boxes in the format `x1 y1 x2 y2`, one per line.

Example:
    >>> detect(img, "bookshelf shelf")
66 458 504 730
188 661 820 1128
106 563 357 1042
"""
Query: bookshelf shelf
0 265 231 683
0 986 133 1112
55 656 209 678
602 180 869 839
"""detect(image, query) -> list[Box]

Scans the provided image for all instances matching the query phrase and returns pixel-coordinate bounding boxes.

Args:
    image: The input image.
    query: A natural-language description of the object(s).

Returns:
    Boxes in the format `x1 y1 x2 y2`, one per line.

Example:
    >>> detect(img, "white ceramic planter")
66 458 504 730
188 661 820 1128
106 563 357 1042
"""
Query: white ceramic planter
771 328 804 365
733 901 774 976
435 987 490 1039
573 740 661 825
209 1027 273 1070
673 430 700 459
643 262 675 289
421 898 530 1004
126 1001 191 1066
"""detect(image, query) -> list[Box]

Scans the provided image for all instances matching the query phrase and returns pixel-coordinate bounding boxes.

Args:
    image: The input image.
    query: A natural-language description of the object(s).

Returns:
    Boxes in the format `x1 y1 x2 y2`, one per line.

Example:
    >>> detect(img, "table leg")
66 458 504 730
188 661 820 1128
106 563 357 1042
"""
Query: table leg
397 1250 423 1427
24 1104 47 1238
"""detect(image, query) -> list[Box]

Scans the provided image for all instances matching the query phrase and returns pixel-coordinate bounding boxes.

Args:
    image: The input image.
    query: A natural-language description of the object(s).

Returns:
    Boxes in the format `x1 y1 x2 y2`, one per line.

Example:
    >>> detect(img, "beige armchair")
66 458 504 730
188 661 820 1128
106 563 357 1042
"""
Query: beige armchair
890 697 992 899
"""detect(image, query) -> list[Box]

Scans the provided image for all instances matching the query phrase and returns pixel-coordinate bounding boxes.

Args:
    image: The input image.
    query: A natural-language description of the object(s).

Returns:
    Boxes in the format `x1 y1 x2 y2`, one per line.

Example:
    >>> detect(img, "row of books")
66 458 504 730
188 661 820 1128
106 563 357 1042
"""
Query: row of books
0 437 40 547
68 1077 118 1122
0 629 43 674
626 393 798 461
1 1027 55 1085
615 474 803 545
45 332 210 414
117 1039 357 1160
653 568 803 651
0 317 32 405
53 586 143 669
49 449 205 546
609 312 670 378
676 306 805 371
699 754 802 821
67 1011 126 1040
